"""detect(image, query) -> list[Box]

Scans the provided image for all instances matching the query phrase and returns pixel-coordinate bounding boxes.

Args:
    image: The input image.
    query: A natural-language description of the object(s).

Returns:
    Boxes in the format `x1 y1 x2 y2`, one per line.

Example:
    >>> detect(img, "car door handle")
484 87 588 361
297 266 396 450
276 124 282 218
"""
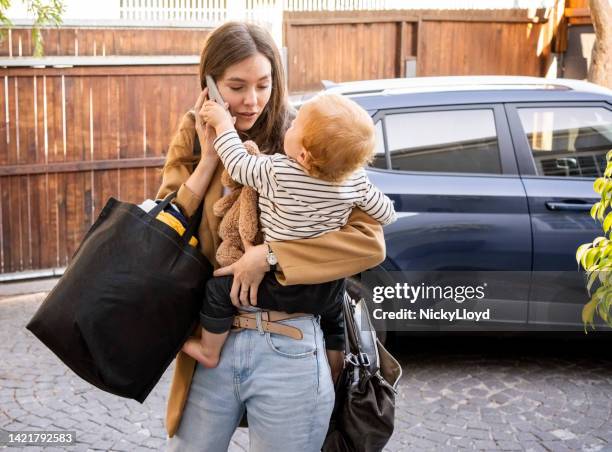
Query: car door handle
545 201 594 212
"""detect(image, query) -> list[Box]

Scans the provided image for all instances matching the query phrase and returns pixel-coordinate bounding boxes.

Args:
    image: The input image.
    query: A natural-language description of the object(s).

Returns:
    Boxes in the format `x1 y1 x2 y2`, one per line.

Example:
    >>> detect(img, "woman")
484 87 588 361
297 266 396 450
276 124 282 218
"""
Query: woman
157 22 385 451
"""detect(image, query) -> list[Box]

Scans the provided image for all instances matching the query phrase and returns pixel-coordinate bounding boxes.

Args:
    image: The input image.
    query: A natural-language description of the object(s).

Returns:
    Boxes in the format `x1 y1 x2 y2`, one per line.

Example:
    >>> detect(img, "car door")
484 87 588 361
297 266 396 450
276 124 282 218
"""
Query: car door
366 103 532 328
506 102 612 328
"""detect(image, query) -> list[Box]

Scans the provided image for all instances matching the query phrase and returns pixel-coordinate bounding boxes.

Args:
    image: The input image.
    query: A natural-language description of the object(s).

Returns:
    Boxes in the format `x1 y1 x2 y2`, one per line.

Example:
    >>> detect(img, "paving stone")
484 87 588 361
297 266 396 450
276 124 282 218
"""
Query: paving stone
442 424 467 437
496 440 523 450
467 428 492 440
540 441 574 452
522 441 549 452
473 439 498 449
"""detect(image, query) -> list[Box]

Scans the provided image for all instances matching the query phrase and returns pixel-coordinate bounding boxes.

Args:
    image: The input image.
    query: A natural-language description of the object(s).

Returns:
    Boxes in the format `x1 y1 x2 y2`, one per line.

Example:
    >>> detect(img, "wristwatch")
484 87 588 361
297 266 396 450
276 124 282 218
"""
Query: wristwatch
266 243 278 272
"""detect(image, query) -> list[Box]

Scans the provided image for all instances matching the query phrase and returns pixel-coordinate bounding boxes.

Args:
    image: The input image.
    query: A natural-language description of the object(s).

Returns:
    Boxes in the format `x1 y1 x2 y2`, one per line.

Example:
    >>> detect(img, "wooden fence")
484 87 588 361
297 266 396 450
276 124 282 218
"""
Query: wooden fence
283 8 564 92
0 27 211 275
0 27 209 57
0 63 201 274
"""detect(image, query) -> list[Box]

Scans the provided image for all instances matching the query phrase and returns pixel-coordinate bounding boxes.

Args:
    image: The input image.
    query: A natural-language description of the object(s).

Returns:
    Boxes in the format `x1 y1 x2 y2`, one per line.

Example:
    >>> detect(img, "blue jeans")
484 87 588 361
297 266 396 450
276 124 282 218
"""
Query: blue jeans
166 313 335 452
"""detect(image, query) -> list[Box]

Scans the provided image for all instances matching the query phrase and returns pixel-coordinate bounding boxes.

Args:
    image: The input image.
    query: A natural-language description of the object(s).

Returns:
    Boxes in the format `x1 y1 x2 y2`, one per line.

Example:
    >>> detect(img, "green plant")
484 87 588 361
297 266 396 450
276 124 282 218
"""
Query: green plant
0 0 64 57
576 148 612 331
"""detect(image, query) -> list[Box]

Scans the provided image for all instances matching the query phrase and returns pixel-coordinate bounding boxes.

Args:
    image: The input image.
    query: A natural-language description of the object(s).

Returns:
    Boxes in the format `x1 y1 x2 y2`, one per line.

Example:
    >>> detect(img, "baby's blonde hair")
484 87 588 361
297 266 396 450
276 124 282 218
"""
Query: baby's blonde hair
300 93 375 183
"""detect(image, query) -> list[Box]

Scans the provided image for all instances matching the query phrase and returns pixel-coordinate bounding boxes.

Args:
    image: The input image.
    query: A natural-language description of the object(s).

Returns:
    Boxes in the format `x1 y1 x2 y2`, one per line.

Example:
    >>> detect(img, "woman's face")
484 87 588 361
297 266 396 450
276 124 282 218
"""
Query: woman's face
216 53 273 132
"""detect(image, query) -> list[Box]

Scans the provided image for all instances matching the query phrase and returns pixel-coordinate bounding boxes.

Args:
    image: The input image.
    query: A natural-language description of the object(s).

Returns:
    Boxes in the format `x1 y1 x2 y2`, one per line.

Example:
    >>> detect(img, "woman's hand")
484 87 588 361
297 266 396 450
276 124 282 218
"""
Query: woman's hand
193 89 219 162
214 244 269 307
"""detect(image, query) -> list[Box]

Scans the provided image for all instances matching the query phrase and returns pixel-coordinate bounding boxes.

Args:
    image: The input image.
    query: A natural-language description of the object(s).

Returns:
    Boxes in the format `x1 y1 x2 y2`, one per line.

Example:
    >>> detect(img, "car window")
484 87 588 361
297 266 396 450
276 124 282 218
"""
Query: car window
384 109 502 174
370 120 387 169
517 107 612 178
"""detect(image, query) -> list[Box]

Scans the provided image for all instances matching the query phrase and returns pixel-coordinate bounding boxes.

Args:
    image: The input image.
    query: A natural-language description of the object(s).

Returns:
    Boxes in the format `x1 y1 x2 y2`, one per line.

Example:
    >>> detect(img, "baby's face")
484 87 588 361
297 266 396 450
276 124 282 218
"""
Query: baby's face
284 109 307 162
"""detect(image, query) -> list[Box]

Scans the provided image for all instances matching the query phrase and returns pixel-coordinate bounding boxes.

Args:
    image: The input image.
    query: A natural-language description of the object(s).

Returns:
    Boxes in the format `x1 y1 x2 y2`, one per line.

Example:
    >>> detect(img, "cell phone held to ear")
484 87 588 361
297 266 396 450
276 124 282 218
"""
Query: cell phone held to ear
205 75 225 105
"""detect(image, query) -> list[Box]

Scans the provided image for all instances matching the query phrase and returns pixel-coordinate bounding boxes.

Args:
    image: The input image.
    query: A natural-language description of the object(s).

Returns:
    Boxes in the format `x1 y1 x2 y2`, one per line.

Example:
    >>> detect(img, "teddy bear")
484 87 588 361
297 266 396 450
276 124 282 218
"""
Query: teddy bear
213 140 264 267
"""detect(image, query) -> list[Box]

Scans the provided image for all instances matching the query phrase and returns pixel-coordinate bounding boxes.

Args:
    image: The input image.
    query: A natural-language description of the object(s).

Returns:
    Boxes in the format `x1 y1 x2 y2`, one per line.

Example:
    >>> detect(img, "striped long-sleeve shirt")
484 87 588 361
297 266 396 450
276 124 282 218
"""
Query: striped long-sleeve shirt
213 130 396 242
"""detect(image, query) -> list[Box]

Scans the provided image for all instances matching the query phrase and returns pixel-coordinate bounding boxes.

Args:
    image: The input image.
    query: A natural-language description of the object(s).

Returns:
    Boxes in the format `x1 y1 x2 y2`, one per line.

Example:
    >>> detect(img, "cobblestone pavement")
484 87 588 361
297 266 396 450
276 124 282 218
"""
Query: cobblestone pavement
2 293 612 451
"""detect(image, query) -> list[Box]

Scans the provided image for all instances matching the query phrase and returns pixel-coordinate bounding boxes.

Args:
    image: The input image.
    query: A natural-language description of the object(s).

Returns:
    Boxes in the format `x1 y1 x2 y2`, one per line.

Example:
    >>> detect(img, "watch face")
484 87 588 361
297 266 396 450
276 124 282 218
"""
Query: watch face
267 252 278 266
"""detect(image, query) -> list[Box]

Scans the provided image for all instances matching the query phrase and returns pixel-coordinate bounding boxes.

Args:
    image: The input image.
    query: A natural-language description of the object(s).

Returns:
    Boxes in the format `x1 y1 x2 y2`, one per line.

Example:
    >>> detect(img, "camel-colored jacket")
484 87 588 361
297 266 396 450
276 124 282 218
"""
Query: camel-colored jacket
156 112 386 438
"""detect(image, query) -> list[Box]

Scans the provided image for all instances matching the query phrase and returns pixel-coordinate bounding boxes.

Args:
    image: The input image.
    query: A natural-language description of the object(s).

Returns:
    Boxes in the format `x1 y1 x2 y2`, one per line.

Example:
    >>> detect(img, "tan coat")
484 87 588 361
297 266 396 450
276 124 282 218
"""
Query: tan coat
156 112 386 437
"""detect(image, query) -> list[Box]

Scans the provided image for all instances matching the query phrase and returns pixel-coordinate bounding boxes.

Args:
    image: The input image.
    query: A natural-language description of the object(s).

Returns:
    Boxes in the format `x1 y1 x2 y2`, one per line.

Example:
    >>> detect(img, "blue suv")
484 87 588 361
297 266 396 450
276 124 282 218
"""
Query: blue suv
317 76 612 330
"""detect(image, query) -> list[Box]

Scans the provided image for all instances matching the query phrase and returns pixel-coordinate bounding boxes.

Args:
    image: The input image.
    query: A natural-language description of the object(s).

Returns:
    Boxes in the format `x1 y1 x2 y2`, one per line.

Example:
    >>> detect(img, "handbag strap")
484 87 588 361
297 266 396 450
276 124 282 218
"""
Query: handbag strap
150 191 177 218
342 293 372 369
155 127 205 246
181 129 204 245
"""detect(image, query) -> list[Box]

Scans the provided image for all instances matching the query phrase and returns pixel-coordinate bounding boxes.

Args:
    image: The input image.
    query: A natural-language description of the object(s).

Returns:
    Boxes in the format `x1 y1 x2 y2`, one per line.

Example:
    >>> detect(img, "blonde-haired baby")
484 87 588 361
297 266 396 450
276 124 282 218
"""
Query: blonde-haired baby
182 93 396 367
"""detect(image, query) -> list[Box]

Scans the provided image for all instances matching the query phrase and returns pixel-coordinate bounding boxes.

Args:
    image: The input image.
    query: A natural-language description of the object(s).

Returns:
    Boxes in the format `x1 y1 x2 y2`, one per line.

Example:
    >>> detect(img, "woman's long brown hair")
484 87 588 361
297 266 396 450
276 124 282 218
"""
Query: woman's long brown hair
163 22 294 172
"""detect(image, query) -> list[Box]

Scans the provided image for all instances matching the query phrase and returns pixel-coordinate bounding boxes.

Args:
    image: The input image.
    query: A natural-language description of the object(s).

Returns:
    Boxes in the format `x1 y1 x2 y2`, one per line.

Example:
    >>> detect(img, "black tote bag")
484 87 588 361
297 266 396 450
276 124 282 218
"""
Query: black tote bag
323 293 402 452
26 191 213 403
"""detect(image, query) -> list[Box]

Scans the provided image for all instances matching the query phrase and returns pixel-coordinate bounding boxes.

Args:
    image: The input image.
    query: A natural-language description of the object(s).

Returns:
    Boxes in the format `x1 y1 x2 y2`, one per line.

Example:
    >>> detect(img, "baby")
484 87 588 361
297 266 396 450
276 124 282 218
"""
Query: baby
182 93 396 367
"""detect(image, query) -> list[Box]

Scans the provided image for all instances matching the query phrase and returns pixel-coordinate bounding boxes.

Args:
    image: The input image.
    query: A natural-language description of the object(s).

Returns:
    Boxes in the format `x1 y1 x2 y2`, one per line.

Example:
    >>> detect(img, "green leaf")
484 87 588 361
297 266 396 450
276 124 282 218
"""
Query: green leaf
576 243 592 266
599 202 607 222
594 237 607 247
590 202 599 220
590 202 600 220
598 269 610 285
582 298 598 330
603 212 612 233
584 248 601 270
587 270 599 292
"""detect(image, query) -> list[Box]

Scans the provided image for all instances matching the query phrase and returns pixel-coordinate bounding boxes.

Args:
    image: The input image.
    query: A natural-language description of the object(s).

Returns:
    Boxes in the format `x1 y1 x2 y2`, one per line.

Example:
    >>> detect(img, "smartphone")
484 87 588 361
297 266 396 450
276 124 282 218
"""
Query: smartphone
205 75 225 105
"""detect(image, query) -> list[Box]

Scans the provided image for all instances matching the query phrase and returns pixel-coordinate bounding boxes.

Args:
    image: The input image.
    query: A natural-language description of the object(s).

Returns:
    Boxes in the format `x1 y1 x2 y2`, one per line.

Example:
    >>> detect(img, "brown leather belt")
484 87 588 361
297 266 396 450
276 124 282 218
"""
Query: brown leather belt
231 311 309 340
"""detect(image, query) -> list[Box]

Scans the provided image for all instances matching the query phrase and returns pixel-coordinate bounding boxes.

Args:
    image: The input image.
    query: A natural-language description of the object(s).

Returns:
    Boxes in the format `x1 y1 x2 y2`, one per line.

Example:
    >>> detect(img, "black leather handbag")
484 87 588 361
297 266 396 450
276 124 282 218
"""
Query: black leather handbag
26 191 212 403
323 293 402 452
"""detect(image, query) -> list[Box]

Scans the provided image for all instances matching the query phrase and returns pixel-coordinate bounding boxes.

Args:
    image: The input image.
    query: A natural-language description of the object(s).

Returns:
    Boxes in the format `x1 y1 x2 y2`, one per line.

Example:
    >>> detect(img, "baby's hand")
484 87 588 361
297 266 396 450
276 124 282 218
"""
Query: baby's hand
201 101 235 134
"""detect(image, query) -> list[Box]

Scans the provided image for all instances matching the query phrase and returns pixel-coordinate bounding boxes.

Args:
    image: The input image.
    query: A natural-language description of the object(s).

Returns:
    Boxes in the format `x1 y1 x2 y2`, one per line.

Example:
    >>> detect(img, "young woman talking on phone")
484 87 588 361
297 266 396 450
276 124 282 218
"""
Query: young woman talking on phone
157 22 385 452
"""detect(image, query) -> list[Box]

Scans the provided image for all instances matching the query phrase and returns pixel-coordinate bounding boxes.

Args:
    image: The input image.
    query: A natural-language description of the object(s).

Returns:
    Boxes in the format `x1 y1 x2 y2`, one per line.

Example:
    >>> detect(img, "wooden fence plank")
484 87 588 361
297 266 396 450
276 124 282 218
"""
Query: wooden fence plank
45 172 59 267
8 176 23 272
57 171 69 266
29 174 44 269
1 76 7 166
17 77 36 164
0 27 211 57
6 77 17 165
0 177 8 272
47 76 63 163
2 178 13 272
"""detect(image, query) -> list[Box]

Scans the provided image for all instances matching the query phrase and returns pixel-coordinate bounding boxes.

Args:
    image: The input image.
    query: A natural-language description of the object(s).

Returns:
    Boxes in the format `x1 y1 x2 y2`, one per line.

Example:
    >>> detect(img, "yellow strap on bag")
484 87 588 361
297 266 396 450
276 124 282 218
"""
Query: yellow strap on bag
156 211 199 248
